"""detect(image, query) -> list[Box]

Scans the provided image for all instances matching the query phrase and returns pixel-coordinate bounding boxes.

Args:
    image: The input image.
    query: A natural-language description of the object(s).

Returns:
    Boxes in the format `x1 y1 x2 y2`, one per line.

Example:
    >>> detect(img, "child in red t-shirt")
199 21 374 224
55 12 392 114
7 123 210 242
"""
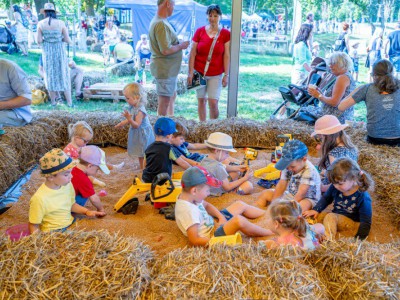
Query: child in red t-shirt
71 145 110 213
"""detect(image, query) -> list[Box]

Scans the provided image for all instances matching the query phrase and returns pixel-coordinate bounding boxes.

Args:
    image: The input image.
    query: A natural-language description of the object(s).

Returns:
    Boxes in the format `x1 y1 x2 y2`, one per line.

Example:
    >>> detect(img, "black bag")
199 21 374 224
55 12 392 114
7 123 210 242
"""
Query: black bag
334 32 346 52
365 52 370 68
187 70 206 90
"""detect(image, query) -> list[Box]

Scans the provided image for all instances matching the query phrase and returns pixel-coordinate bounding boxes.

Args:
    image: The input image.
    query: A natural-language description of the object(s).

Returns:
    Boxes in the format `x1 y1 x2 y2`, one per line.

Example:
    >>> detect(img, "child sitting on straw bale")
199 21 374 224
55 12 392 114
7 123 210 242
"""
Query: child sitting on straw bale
71 146 110 213
115 83 155 169
64 120 124 187
303 158 373 240
29 149 105 234
261 200 325 250
175 166 272 246
256 140 321 212
142 117 191 183
199 132 253 196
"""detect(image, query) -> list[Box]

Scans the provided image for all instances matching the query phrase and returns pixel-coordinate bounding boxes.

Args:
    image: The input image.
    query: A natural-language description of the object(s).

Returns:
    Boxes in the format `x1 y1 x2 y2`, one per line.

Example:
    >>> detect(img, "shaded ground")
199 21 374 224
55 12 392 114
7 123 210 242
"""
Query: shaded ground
1 146 399 256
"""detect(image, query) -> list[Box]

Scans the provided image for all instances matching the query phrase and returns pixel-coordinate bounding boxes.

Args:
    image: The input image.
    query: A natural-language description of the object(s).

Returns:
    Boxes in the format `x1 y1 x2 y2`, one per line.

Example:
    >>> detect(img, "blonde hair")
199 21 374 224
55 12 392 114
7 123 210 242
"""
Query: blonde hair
68 121 93 140
328 52 353 72
268 200 307 237
327 158 374 192
123 82 147 106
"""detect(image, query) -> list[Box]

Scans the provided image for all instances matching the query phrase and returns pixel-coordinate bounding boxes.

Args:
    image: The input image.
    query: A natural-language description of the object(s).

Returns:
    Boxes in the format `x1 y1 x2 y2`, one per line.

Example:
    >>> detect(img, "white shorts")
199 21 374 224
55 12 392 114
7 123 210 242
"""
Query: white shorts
196 74 223 100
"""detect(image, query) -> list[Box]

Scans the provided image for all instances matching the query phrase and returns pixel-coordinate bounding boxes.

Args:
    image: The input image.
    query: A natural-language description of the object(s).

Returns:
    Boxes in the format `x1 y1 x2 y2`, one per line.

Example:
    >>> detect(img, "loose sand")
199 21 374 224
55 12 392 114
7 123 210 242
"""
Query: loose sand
1 146 399 256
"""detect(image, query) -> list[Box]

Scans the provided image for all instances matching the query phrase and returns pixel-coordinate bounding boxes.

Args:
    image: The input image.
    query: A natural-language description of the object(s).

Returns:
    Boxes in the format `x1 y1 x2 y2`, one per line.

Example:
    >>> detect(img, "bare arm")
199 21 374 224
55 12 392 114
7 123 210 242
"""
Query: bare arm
222 41 230 87
309 74 350 107
186 224 210 246
187 41 198 85
0 96 31 110
37 24 43 44
220 170 252 192
124 110 145 129
88 194 105 212
61 22 71 44
115 119 129 128
203 200 227 224
187 142 207 150
161 41 189 56
271 179 288 200
175 156 192 170
71 203 106 217
293 184 310 203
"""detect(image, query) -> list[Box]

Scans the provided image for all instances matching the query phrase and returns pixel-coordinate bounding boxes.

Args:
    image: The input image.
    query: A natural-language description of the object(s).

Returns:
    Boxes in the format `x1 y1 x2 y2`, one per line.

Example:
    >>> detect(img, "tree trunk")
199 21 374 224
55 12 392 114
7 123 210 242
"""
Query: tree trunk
34 0 48 20
85 0 96 16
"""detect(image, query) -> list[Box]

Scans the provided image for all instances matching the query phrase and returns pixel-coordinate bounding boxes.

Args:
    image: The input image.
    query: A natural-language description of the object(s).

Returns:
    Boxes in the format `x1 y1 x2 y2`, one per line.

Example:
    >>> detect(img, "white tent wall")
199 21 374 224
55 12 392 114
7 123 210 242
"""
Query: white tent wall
105 0 208 43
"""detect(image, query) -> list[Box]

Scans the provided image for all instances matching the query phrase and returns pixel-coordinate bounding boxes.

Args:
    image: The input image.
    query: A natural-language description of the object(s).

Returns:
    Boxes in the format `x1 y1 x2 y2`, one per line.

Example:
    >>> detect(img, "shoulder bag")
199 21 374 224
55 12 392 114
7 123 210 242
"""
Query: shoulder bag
188 28 221 90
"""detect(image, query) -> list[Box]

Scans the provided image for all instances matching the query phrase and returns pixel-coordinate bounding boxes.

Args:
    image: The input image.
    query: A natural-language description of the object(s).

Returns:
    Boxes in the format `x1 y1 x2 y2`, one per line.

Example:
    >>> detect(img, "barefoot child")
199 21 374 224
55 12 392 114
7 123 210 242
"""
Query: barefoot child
261 200 325 250
175 166 272 246
303 158 373 240
29 149 105 234
115 83 155 169
256 140 321 212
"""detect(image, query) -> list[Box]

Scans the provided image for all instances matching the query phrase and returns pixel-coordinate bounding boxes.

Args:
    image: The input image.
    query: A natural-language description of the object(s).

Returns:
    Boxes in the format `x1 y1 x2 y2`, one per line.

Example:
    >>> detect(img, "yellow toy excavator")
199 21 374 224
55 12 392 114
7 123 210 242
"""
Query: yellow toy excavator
114 172 183 213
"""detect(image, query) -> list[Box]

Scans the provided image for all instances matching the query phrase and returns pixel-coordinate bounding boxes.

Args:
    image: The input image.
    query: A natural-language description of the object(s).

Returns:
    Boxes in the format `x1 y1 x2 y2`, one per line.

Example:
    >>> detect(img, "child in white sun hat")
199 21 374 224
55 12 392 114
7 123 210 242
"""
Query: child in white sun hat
199 132 253 196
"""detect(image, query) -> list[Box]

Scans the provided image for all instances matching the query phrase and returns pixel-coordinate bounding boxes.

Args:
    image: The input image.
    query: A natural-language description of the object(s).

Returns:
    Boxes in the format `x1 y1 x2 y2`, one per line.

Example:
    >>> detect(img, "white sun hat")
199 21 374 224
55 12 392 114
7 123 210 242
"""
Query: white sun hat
204 132 237 152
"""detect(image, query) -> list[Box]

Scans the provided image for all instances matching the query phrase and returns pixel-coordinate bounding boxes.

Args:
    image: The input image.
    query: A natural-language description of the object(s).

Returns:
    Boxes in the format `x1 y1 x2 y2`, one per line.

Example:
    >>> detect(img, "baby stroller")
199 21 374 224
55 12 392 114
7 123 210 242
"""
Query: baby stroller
0 24 19 54
271 57 336 123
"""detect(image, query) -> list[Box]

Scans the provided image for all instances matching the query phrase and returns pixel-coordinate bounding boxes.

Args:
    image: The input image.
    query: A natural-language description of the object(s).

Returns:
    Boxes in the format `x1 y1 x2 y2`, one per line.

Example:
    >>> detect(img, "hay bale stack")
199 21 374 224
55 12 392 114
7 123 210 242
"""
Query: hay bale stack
90 42 104 53
304 239 400 299
177 74 188 95
0 142 21 191
82 71 106 86
0 230 154 299
143 244 328 299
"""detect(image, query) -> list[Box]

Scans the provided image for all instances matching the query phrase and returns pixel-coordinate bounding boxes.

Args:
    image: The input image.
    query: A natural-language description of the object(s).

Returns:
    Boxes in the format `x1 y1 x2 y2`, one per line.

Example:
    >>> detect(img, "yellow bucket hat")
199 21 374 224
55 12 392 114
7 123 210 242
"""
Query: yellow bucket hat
40 149 77 176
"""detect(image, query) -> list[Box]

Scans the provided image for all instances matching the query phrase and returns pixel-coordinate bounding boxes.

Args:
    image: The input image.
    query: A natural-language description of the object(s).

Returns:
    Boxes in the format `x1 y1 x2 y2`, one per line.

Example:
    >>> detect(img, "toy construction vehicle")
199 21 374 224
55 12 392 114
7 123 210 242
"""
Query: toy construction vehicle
114 172 183 213
254 134 292 183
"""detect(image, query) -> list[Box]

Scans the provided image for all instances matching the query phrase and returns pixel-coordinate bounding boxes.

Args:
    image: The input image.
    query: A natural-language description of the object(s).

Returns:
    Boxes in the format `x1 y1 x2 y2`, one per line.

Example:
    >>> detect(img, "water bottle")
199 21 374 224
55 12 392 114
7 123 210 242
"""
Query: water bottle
134 72 139 83
142 71 147 85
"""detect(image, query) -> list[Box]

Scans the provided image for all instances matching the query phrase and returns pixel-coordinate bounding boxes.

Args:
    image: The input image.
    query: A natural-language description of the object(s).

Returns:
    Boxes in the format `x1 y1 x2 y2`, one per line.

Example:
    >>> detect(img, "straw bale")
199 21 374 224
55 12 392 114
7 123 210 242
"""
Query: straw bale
82 71 106 86
143 244 328 299
0 230 154 299
111 63 137 77
0 142 20 190
90 42 104 53
304 239 400 299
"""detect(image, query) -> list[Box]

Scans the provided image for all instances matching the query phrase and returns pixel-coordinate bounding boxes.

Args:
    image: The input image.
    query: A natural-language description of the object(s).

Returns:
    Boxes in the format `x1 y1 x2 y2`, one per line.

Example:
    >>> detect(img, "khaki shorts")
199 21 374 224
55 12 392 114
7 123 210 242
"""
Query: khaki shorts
155 77 178 97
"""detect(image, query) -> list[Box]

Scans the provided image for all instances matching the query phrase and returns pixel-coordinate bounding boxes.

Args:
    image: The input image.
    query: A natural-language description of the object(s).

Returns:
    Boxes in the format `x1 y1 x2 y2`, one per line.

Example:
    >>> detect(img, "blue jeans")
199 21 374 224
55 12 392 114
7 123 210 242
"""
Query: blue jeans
214 209 234 237
0 110 28 127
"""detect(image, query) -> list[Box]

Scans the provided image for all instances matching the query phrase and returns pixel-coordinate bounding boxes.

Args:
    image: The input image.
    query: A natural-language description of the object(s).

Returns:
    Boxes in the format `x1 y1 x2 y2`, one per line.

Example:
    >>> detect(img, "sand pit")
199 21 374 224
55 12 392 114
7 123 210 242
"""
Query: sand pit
1 146 399 256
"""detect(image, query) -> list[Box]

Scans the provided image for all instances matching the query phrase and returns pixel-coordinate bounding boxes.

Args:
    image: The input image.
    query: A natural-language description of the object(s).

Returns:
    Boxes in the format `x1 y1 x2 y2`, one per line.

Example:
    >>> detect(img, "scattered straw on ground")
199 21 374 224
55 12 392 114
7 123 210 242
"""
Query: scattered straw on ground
0 230 154 299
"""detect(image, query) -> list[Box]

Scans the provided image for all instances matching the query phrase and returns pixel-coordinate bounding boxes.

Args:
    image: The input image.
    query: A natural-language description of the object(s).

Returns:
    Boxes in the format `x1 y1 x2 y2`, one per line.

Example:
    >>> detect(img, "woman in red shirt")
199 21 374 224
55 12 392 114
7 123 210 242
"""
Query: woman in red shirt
188 4 230 121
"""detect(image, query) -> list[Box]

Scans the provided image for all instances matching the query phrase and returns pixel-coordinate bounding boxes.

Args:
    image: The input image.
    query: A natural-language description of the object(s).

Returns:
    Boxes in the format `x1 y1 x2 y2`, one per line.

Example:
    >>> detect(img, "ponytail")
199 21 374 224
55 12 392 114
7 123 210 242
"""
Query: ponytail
268 200 307 237
357 170 374 192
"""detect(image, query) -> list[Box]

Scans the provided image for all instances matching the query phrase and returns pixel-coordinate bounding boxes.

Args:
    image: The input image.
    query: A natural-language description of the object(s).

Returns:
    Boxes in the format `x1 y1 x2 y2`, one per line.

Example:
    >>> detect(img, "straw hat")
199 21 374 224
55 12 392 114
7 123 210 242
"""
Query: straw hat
311 115 348 136
40 149 76 176
40 3 58 15
205 132 237 152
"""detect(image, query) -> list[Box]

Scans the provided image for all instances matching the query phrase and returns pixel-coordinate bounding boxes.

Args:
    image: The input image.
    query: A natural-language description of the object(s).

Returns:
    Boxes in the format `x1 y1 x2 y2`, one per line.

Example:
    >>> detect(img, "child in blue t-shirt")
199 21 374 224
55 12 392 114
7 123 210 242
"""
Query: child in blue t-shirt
303 157 373 240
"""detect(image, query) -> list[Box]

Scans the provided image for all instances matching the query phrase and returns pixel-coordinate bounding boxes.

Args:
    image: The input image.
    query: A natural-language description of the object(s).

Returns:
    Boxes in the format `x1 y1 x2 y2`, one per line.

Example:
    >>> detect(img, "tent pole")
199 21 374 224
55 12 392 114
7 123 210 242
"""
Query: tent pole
227 0 242 118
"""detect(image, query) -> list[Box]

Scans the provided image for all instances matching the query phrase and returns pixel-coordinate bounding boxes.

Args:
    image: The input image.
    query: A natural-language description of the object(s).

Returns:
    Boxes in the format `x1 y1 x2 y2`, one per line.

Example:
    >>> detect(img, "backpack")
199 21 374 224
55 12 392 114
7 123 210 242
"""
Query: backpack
334 32 347 52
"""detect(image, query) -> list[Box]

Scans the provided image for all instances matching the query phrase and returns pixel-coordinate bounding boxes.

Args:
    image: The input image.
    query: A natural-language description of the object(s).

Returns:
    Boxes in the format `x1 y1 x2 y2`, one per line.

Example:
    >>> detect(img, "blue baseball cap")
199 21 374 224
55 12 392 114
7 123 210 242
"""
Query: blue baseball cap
153 117 177 136
181 166 222 189
275 140 308 170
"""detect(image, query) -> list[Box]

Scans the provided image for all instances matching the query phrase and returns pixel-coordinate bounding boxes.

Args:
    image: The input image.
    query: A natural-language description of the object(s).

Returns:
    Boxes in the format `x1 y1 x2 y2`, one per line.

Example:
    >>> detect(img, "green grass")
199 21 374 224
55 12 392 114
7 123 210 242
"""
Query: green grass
0 32 370 122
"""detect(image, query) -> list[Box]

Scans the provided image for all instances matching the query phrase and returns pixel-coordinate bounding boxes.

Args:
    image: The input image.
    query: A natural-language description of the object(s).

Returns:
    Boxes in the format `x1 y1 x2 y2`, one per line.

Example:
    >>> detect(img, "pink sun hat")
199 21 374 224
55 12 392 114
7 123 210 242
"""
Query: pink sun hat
311 115 348 136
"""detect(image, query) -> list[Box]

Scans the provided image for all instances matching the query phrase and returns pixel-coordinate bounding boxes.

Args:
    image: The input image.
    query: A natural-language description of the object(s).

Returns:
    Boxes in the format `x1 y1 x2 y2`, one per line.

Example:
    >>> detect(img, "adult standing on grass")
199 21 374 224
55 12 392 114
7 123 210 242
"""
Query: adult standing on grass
334 22 350 54
188 4 230 122
291 24 312 85
149 0 189 116
384 22 400 78
37 3 72 107
338 59 400 147
0 59 32 127
12 4 29 56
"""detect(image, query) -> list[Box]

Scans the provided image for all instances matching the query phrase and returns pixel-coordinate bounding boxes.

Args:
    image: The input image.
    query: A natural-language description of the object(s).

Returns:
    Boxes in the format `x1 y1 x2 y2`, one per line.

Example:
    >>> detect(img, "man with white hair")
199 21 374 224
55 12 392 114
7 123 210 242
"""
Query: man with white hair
149 0 189 116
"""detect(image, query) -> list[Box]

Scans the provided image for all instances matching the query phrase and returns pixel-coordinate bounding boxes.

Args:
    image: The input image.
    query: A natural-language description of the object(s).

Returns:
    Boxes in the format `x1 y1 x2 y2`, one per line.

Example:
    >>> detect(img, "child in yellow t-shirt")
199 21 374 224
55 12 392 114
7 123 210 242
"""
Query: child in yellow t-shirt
29 149 105 234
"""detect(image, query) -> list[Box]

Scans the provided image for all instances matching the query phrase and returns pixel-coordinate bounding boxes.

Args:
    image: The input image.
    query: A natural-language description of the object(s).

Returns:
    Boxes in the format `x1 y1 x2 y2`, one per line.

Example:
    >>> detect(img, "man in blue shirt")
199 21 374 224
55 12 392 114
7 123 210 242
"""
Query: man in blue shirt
0 59 32 127
384 22 400 76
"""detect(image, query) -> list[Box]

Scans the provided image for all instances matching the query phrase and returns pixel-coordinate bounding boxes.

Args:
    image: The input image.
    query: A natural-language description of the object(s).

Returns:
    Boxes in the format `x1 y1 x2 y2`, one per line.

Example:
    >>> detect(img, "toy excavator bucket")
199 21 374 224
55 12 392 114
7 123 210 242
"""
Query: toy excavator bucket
244 147 258 161
276 134 292 146
208 232 242 247
254 163 281 180
114 173 182 212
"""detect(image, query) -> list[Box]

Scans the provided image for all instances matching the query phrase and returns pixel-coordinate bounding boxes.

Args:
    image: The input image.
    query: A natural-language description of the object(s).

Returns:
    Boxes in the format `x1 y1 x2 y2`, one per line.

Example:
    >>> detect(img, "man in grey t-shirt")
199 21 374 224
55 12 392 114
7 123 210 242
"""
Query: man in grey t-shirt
149 0 189 116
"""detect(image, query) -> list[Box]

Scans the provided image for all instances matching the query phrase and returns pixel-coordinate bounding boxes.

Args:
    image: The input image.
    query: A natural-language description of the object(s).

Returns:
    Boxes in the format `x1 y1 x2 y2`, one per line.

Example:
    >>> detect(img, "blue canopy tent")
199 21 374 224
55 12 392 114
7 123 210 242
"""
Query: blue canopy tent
105 0 208 43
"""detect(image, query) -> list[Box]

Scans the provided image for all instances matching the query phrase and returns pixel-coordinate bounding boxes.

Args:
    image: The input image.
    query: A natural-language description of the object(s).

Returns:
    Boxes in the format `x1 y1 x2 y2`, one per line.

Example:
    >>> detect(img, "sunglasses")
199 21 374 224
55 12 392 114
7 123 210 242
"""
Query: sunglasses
77 136 90 144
